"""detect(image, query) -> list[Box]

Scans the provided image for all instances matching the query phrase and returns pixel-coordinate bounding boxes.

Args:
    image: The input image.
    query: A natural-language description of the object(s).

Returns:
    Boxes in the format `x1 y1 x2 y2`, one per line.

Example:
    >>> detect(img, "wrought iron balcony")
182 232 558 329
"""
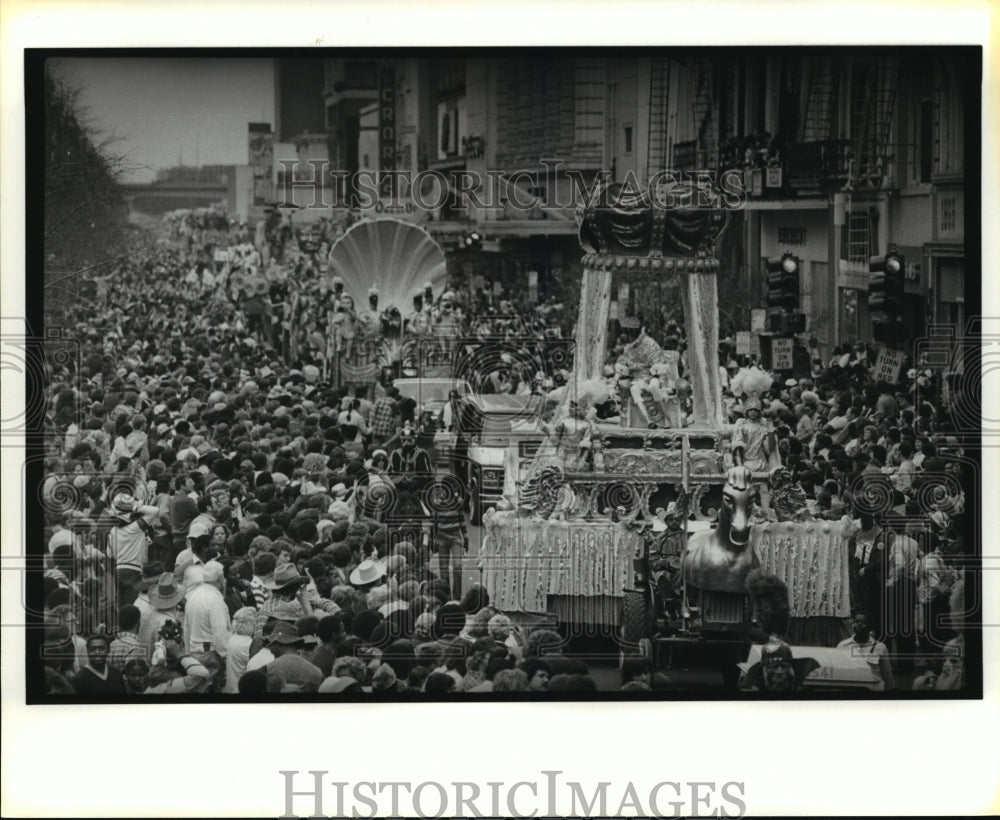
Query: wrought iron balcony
672 140 699 172
785 139 852 189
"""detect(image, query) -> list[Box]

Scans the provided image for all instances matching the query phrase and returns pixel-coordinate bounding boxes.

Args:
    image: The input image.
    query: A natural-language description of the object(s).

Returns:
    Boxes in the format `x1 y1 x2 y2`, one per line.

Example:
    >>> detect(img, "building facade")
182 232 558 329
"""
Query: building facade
270 51 973 351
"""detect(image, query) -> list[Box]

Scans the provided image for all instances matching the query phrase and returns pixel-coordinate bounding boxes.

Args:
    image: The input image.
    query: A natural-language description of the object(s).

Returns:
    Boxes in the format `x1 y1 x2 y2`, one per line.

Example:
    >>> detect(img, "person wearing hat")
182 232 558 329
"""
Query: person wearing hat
107 492 161 607
349 558 386 590
251 563 313 654
173 530 216 583
138 573 186 659
356 286 382 338
132 560 166 629
262 622 324 693
404 292 431 339
388 419 433 531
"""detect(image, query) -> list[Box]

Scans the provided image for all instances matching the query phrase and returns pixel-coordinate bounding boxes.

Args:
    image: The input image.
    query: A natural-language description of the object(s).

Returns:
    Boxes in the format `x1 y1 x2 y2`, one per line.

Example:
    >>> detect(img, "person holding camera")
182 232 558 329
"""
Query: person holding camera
145 621 213 694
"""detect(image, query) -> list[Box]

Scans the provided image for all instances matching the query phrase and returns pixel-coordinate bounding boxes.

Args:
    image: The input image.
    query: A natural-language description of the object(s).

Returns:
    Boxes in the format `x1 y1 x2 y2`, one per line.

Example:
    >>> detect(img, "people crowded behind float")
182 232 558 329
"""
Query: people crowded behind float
38 211 968 695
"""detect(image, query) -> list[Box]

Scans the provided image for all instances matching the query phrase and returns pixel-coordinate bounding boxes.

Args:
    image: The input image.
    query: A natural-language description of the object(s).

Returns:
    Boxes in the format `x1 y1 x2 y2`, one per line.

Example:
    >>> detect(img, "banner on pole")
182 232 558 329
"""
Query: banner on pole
751 309 767 334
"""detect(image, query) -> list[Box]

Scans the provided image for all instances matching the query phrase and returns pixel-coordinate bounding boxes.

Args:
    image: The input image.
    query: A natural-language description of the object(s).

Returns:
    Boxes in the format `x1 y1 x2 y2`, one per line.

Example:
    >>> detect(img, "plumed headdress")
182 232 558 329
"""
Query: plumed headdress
729 366 774 399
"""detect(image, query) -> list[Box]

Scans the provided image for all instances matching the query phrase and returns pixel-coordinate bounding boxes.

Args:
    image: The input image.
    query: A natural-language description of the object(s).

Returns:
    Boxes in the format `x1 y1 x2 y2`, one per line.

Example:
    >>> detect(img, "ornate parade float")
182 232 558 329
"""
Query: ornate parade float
480 181 855 680
324 218 457 390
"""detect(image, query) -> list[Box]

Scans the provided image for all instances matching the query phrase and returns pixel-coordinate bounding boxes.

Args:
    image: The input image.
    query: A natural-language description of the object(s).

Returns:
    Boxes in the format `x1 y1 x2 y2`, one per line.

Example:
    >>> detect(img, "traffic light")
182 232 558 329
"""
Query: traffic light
868 249 904 321
766 253 800 311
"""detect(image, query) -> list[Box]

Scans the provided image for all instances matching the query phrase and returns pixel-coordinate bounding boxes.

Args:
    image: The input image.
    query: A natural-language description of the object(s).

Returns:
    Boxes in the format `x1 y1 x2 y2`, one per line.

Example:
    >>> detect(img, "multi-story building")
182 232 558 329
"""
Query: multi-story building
271 51 973 351
605 50 973 355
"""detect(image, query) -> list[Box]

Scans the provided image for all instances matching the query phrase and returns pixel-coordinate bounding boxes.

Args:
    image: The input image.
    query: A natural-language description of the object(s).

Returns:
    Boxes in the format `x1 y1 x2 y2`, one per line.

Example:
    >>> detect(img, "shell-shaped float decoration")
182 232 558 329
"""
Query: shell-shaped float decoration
326 218 448 312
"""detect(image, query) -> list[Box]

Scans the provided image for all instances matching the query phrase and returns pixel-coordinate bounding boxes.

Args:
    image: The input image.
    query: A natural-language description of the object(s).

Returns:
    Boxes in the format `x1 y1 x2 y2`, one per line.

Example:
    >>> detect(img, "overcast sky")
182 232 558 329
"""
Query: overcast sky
49 57 275 182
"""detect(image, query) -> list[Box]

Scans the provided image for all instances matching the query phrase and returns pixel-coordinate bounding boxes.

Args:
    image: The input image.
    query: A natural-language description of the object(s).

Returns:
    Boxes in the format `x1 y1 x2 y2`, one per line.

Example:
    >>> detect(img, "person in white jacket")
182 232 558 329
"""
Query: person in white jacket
107 493 159 607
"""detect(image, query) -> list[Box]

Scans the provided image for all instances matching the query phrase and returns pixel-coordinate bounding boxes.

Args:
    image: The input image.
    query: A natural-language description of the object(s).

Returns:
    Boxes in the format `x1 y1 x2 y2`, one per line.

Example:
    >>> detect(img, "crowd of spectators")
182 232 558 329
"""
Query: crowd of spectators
38 215 970 696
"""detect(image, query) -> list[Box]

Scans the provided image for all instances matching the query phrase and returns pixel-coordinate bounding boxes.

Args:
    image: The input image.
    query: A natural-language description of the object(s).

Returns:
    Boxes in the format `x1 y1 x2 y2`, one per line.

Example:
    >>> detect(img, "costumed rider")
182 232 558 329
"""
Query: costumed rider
404 292 432 339
613 327 686 428
515 381 607 515
434 288 462 360
388 421 434 555
355 286 381 339
329 285 357 360
729 366 780 473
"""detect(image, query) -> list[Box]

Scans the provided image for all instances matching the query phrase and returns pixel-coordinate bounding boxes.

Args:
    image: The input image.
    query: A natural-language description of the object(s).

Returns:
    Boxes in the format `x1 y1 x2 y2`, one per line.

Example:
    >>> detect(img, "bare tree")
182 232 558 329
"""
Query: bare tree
43 65 139 320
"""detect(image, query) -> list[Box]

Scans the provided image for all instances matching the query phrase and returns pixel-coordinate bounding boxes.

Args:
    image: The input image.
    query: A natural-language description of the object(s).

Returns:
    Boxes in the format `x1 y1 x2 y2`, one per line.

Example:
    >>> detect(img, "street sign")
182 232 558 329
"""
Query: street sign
771 337 794 371
873 348 906 384
736 331 751 355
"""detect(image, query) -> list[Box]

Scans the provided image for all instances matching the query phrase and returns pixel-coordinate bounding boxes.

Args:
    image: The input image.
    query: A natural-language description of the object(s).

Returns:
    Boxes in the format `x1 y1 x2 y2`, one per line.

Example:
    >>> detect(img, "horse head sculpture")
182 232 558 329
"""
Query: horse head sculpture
719 464 754 548
682 465 760 593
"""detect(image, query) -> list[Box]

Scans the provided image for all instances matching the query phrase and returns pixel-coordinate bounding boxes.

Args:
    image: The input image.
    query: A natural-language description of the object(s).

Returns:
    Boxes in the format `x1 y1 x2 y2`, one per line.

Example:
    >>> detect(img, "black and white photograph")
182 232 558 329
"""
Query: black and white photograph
2 3 998 817
23 46 982 701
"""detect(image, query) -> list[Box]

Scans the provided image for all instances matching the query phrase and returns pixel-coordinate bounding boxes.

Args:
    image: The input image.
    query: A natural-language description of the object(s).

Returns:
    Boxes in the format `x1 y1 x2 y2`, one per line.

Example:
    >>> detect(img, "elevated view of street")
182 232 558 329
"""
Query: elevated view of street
31 51 977 699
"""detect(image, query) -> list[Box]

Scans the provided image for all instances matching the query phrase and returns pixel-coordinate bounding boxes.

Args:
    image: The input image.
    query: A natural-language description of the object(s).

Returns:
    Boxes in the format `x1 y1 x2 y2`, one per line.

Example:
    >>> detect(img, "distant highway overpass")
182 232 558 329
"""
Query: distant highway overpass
121 180 231 215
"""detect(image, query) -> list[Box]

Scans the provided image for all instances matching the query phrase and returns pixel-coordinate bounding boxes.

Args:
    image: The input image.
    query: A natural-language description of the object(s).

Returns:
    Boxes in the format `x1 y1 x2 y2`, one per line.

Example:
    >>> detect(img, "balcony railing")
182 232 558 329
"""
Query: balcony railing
672 140 699 172
785 139 852 189
709 137 854 199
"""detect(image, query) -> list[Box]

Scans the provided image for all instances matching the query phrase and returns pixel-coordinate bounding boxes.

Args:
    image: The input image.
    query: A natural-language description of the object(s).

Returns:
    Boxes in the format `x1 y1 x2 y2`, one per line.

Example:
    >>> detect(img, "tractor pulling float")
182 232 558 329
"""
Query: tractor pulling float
479 181 859 688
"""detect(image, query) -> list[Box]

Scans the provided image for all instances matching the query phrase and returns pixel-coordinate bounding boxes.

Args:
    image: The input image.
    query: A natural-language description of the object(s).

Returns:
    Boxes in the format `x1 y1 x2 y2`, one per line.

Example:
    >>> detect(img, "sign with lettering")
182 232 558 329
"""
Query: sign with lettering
378 61 396 196
736 331 751 355
766 167 783 188
936 190 963 241
777 227 806 245
750 309 767 334
873 348 906 384
771 337 794 371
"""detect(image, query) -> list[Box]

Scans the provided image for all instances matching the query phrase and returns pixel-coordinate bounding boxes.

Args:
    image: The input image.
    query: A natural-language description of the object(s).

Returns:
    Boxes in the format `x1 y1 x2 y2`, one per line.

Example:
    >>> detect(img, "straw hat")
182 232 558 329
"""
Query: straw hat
149 573 185 610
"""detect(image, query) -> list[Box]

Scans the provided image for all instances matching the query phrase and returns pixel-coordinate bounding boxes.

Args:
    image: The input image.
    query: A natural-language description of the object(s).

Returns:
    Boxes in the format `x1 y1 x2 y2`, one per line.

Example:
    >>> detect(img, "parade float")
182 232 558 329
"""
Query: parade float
479 181 855 678
324 217 457 390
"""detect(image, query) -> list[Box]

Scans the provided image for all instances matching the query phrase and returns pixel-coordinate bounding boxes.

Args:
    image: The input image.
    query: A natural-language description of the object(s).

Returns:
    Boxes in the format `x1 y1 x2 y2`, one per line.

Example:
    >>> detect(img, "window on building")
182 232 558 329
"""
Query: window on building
842 210 878 265
919 100 934 183
436 59 465 97
623 125 633 154
935 59 965 176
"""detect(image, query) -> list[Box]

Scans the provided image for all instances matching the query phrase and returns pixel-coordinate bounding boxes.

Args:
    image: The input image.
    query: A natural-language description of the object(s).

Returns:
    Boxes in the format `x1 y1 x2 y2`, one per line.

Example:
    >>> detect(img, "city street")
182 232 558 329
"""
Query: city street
31 52 975 702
